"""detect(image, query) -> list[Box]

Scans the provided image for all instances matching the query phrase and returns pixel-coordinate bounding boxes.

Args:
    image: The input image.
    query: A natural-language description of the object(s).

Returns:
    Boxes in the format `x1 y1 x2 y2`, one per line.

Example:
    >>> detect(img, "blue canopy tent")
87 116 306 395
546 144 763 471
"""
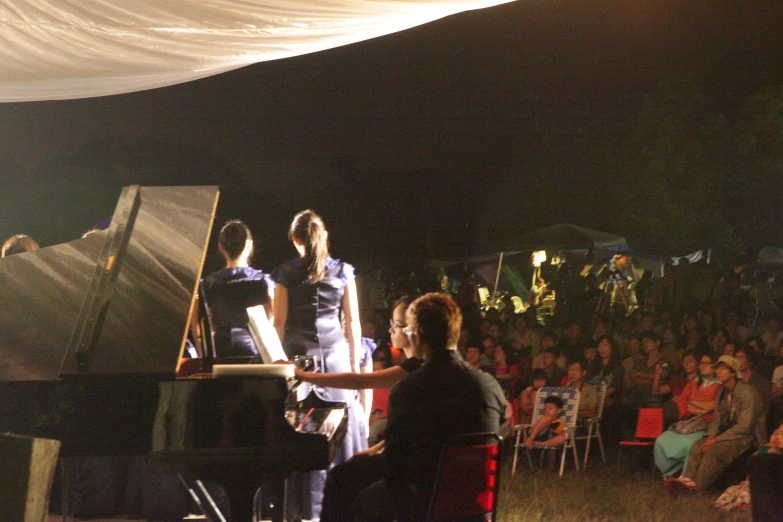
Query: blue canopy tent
508 223 630 252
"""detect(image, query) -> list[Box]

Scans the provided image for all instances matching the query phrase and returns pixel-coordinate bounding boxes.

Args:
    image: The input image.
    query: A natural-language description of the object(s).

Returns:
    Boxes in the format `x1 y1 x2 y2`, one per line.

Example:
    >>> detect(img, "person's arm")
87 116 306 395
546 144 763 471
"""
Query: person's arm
631 369 655 385
342 278 362 373
677 380 695 418
520 388 534 417
189 296 204 357
295 366 408 390
707 391 723 438
349 439 386 461
342 277 370 426
273 284 288 343
524 414 553 448
714 388 761 443
606 365 623 400
688 400 717 414
263 286 275 325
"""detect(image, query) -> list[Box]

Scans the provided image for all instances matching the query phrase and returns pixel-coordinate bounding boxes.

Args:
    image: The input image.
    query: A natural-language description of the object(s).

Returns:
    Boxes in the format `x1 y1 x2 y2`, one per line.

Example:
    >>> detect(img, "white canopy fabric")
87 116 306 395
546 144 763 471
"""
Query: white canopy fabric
0 0 510 102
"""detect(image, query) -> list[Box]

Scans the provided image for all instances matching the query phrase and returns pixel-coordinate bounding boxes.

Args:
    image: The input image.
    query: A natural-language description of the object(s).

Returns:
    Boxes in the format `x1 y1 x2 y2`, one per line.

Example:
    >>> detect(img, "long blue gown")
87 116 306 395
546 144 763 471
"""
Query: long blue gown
273 257 368 521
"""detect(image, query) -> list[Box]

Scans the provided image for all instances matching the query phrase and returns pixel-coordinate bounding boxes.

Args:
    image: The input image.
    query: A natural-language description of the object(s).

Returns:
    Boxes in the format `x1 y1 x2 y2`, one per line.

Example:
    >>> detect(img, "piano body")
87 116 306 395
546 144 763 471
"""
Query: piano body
0 186 347 522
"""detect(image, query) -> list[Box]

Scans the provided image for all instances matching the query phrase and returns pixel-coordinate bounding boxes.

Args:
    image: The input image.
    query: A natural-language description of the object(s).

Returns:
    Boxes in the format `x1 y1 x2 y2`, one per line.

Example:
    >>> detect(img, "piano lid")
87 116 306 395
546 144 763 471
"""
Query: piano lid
0 186 219 381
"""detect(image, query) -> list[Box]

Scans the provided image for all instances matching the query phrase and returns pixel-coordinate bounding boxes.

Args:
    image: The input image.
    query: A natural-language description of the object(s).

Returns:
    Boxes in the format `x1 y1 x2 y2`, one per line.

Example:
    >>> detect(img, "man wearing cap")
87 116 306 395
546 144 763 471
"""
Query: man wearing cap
668 355 764 492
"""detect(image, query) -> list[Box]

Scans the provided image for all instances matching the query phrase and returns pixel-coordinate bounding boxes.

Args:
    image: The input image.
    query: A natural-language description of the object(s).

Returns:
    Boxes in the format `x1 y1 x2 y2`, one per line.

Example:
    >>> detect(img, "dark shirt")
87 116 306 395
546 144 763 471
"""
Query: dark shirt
384 350 506 521
557 339 584 364
545 366 566 387
399 357 425 374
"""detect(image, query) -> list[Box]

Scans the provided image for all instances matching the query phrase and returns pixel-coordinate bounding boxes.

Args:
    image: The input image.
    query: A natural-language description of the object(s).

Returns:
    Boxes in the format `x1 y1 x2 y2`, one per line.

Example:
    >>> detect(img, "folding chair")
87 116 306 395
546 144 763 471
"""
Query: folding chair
511 387 580 477
426 432 502 522
577 380 607 468
617 407 664 475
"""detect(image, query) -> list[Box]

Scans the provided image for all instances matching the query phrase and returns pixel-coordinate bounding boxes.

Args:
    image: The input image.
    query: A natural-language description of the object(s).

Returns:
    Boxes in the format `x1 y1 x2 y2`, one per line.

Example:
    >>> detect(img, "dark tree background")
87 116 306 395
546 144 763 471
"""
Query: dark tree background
1 0 783 273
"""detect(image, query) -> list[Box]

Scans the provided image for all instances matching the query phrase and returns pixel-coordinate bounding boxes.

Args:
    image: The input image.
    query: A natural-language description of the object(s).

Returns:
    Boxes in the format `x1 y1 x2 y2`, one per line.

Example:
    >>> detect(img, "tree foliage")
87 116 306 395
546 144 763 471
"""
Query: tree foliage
615 78 783 260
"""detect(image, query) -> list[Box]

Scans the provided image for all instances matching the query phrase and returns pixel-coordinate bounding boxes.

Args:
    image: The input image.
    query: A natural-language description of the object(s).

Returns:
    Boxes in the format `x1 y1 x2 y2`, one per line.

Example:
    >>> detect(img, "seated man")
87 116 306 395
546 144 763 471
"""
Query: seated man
668 355 764 492
352 293 507 522
523 396 566 449
565 358 597 420
622 330 670 438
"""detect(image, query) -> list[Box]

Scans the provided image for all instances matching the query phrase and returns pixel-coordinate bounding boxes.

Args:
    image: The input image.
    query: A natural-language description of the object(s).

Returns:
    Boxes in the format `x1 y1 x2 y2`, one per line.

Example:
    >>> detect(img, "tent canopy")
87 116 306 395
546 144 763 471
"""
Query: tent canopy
426 251 521 269
757 246 783 267
0 0 511 102
508 224 629 252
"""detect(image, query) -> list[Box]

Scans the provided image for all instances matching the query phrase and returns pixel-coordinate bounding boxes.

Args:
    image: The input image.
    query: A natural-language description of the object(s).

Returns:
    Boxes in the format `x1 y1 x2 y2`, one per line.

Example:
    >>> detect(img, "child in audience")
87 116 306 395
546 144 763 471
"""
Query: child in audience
523 396 566 449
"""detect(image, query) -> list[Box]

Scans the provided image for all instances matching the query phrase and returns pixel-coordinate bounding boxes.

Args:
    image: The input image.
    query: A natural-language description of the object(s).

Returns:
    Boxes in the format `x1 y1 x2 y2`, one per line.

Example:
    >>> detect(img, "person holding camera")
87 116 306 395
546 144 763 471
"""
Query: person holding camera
621 330 671 439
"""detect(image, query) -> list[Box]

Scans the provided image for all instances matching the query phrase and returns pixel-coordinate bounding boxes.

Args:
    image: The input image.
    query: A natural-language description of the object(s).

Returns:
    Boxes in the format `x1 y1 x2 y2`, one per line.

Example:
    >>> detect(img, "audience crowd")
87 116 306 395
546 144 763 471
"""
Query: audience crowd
358 261 783 509
6 228 783 517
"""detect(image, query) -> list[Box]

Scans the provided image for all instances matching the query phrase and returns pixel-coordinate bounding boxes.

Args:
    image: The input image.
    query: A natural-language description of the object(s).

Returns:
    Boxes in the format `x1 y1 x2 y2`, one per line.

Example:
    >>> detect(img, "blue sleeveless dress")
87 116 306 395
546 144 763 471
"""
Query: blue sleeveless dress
273 257 368 521
202 266 274 358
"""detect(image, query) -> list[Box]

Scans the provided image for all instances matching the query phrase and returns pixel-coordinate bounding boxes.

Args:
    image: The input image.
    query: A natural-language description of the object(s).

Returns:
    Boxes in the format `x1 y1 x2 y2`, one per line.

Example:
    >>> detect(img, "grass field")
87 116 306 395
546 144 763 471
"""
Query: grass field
497 449 752 522
46 448 753 521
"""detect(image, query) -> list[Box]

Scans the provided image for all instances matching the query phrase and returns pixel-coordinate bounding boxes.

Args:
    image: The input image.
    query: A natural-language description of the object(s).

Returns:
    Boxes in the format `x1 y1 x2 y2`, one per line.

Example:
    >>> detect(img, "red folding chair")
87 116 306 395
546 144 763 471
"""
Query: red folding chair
426 432 502 522
617 407 664 475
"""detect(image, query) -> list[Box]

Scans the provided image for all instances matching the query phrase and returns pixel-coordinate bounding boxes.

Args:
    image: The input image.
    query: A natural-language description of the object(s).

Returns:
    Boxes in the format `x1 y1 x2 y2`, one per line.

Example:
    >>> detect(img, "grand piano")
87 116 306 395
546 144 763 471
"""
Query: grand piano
0 186 347 522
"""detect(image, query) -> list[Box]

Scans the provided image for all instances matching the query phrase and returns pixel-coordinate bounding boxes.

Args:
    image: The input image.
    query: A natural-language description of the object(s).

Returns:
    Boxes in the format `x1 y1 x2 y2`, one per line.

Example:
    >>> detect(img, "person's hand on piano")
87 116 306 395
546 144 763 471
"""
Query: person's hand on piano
294 367 316 382
348 440 385 461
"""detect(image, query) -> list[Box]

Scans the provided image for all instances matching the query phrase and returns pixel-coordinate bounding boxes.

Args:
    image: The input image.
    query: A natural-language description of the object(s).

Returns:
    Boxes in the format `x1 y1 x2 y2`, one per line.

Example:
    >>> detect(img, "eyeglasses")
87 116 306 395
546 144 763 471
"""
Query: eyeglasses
698 361 713 366
389 319 406 330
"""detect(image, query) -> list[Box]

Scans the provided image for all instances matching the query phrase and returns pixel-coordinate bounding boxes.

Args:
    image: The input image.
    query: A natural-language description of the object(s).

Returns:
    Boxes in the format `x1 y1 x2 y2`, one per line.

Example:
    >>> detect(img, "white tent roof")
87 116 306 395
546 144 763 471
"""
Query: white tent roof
0 0 511 102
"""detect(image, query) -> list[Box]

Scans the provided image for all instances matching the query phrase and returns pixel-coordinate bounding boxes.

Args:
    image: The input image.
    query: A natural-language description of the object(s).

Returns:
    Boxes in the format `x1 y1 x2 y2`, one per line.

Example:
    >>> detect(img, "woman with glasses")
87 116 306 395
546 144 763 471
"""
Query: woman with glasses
294 296 422 390
654 351 721 480
296 296 423 522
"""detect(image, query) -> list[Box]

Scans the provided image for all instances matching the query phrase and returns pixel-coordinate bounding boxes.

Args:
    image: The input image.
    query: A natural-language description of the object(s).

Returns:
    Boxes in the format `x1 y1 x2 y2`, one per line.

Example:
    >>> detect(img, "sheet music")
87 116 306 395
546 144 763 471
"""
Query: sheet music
246 305 288 364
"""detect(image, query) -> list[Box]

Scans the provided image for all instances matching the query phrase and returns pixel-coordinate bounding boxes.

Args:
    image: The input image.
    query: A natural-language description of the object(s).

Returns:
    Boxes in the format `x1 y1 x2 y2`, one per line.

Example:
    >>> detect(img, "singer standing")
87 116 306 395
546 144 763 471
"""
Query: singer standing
273 210 368 521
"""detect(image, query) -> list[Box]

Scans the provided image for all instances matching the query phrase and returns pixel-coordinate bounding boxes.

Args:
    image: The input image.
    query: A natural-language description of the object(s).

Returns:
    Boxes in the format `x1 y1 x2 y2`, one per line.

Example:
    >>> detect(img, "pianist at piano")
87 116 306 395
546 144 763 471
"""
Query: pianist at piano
272 209 369 522
313 296 424 522
352 293 507 522
201 219 276 358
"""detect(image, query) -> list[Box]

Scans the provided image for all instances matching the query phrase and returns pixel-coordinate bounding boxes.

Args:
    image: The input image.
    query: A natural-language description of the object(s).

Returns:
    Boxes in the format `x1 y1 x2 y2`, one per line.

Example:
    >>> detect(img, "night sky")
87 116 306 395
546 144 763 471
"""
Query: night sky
2 0 783 273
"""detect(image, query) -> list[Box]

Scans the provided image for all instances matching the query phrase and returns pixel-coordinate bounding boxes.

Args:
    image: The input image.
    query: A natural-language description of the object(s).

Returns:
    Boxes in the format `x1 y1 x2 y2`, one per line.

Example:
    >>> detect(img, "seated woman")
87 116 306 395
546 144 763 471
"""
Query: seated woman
594 334 624 445
654 351 720 480
493 343 521 399
201 220 274 358
295 296 421 394
657 350 701 425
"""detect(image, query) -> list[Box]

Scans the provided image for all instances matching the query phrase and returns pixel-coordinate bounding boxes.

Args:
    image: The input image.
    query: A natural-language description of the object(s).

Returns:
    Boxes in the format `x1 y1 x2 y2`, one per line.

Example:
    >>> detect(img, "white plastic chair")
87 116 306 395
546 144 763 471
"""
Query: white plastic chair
511 386 580 477
577 379 607 468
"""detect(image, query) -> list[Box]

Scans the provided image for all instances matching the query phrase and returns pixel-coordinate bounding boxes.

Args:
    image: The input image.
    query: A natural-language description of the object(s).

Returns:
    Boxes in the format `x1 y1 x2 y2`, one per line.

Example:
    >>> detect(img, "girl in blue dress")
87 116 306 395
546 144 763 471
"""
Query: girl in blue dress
202 220 275 358
273 210 368 521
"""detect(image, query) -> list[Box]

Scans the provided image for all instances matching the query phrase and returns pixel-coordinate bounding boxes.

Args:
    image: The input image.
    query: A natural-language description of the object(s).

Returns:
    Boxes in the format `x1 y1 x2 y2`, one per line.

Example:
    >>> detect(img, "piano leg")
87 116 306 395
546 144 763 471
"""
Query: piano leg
60 457 70 522
176 474 229 522
250 477 290 522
